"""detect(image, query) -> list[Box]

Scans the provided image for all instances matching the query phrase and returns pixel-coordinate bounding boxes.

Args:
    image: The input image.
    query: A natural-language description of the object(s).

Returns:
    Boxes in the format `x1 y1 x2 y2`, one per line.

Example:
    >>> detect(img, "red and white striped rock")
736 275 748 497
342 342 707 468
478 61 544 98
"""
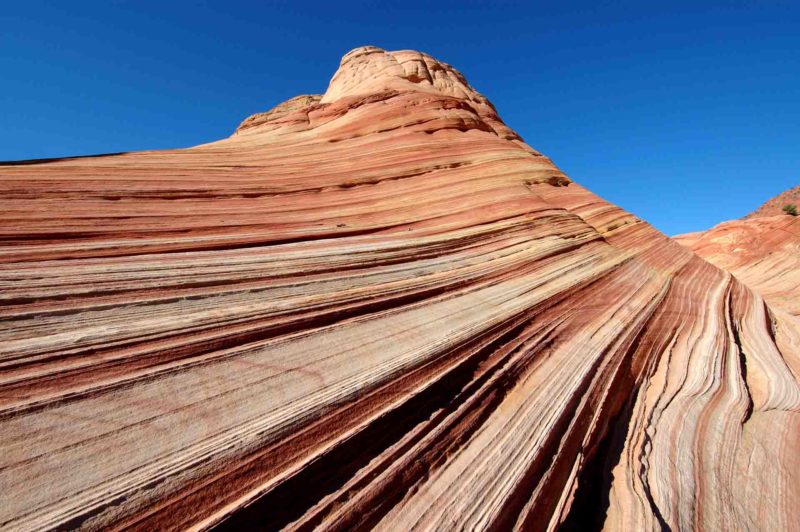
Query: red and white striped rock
675 194 800 316
1 47 799 531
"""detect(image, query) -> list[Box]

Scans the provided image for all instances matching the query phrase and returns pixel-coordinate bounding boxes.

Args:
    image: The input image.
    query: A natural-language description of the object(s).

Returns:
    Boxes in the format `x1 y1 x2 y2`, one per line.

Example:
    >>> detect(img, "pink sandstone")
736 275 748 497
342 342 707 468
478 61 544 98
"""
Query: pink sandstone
1 47 799 531
675 189 800 317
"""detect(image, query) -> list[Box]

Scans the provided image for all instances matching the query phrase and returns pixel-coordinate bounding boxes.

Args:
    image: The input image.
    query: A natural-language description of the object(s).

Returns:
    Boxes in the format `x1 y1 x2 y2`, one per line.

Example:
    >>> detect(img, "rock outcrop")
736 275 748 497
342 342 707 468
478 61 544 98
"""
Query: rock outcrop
744 185 800 219
2 47 799 531
675 189 800 317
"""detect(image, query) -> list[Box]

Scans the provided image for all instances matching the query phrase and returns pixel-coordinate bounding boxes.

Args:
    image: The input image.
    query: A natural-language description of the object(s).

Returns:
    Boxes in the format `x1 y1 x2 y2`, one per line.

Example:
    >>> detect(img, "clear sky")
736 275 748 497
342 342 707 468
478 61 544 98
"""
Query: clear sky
2 1 798 235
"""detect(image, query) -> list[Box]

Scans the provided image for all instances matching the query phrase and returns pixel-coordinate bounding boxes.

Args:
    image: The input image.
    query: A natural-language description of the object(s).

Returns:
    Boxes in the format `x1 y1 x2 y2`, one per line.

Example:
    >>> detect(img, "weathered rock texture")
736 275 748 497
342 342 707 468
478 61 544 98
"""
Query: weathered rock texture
2 47 799 531
675 189 800 317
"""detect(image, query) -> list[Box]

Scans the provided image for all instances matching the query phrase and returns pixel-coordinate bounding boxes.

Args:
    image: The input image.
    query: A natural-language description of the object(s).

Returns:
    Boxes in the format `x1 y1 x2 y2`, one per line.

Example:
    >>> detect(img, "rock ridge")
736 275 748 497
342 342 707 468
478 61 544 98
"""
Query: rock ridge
676 184 800 316
744 184 800 219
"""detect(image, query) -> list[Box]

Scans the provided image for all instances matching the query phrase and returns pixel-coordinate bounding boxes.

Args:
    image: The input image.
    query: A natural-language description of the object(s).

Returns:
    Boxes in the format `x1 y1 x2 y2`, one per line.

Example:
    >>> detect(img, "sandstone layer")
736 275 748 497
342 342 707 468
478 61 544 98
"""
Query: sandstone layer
675 190 800 317
2 47 800 531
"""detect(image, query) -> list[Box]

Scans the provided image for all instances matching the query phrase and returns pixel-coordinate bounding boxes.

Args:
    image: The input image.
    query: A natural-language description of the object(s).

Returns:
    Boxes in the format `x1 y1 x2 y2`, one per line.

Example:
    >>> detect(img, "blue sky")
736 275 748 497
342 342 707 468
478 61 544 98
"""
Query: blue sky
2 1 798 235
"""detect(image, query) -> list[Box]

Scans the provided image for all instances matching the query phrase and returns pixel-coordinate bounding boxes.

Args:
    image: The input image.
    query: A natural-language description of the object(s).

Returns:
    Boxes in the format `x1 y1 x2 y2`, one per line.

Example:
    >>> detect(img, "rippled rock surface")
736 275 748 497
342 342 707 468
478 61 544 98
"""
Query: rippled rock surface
676 189 800 317
2 47 799 531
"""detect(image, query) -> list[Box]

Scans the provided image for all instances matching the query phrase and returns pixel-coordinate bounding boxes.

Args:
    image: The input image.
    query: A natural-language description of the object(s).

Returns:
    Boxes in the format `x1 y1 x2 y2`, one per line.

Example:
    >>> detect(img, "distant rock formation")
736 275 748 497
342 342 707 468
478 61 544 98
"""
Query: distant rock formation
676 187 800 317
1 47 799 531
744 185 800 218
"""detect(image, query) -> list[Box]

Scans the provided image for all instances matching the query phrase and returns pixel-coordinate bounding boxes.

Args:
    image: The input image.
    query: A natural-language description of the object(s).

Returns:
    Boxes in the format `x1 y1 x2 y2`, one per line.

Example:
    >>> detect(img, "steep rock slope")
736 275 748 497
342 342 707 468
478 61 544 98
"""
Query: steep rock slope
675 189 800 316
2 47 799 531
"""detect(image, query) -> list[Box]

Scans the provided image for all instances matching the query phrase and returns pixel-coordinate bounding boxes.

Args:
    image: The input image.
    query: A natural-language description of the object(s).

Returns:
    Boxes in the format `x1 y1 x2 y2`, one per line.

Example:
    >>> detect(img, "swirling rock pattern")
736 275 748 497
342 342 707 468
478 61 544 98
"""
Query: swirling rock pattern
675 196 800 317
1 47 799 531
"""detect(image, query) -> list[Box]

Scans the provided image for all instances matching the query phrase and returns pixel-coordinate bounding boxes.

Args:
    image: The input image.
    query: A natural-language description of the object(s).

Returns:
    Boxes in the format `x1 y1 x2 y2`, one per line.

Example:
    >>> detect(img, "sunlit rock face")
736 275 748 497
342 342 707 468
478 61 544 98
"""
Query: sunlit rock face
676 189 800 317
1 47 799 531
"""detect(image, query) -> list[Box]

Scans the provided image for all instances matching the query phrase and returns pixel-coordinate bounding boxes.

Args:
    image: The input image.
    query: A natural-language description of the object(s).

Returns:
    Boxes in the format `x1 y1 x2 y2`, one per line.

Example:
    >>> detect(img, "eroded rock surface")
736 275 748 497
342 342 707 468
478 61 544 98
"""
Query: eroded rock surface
676 189 800 317
1 47 799 531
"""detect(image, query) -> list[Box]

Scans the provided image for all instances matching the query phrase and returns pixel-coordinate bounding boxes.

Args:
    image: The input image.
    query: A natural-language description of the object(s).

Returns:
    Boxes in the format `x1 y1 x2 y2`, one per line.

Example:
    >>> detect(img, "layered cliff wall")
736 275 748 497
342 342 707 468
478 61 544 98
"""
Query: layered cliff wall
1 47 799 531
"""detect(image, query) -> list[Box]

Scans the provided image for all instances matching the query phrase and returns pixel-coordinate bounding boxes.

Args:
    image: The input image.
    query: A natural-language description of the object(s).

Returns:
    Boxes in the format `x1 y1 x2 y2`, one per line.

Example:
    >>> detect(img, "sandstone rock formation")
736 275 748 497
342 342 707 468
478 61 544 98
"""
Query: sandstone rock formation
1 47 799 531
744 185 800 219
675 189 800 317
